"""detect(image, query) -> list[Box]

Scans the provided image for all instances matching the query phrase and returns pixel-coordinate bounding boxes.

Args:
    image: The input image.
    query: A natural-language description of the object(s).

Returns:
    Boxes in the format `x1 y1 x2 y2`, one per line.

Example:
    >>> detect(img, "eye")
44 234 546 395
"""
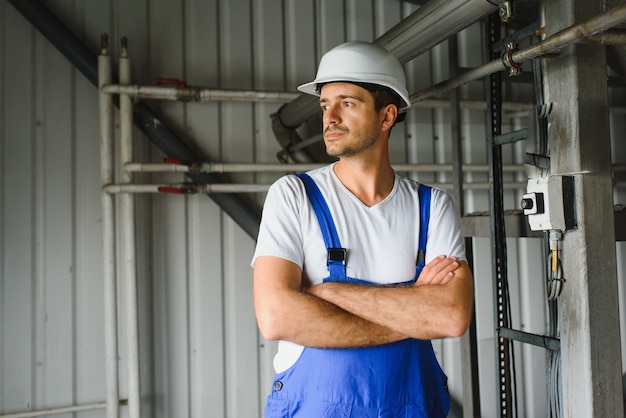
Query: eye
344 101 354 108
321 104 330 111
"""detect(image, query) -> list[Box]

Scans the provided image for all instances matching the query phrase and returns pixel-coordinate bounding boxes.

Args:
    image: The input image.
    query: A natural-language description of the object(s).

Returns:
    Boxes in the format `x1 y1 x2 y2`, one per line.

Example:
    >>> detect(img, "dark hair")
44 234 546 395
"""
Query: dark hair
347 82 400 111
316 81 406 124
352 82 406 124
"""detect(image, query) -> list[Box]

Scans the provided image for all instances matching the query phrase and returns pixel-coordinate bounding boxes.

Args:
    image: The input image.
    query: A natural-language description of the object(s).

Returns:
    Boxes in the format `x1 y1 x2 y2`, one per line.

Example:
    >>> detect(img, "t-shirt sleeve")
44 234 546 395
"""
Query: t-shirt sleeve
251 176 305 268
425 188 466 263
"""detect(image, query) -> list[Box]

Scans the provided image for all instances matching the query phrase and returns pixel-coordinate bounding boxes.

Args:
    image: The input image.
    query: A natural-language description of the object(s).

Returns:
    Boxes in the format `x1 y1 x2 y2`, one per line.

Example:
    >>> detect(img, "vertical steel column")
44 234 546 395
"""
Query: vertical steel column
98 35 120 418
542 0 624 416
119 38 141 418
485 12 515 418
448 34 482 418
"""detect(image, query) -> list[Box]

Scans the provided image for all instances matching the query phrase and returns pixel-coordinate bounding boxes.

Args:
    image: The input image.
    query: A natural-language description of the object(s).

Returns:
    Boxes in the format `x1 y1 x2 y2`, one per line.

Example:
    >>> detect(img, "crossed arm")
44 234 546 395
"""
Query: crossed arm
253 254 474 348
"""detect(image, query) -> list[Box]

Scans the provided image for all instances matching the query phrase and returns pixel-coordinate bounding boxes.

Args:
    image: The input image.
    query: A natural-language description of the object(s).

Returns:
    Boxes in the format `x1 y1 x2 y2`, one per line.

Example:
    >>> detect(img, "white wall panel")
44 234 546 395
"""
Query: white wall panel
3 2 36 413
2 0 626 417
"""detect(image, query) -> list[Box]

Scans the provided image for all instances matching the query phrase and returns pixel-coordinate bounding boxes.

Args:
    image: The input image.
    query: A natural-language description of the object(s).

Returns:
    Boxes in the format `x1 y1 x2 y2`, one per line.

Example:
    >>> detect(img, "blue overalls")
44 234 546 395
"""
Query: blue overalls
263 173 450 418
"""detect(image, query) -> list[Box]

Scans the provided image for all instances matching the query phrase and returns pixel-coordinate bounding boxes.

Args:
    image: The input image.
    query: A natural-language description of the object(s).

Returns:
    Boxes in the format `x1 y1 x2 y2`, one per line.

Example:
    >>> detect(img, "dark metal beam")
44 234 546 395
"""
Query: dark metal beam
498 327 560 352
7 0 261 240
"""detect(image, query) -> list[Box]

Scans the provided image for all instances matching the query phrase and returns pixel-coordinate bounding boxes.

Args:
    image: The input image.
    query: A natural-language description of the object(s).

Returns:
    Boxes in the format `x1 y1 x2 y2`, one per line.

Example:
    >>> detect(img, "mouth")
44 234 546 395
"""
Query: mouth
324 127 347 140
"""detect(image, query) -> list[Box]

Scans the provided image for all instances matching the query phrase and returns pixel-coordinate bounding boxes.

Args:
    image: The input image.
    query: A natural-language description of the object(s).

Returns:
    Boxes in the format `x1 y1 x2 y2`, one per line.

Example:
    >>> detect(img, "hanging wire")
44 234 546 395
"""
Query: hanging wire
531 17 563 417
547 297 562 418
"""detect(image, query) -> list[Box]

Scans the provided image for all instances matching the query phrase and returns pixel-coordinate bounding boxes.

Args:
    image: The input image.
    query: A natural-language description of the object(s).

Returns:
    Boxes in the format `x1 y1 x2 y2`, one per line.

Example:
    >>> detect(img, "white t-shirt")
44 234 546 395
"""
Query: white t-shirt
251 163 466 372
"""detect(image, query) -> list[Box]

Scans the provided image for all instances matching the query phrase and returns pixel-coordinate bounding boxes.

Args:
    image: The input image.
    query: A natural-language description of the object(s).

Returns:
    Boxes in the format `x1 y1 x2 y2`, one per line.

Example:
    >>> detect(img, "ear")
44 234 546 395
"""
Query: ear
380 104 398 132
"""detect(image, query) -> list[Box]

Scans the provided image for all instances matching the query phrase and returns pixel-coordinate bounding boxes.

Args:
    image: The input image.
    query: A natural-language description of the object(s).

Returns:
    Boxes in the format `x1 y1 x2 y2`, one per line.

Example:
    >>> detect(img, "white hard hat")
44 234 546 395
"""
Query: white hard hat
297 41 410 111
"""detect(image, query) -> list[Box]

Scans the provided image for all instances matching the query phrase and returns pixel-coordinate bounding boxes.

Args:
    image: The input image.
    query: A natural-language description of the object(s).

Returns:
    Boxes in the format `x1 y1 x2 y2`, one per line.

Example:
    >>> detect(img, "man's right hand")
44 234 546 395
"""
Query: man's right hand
414 255 460 286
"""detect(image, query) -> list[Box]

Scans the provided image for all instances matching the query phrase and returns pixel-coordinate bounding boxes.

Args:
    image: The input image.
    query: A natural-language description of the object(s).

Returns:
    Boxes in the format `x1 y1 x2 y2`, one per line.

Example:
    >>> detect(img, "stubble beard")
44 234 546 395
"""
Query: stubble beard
324 125 379 158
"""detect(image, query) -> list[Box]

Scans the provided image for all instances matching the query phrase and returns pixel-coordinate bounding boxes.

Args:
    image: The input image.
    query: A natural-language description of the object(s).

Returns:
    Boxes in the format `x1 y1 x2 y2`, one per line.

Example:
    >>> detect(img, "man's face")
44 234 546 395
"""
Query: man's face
319 82 384 158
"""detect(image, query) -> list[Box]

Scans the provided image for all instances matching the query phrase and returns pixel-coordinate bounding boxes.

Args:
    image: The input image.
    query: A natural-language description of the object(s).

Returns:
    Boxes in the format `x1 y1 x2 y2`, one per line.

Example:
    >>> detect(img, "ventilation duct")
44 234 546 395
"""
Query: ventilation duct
272 0 506 163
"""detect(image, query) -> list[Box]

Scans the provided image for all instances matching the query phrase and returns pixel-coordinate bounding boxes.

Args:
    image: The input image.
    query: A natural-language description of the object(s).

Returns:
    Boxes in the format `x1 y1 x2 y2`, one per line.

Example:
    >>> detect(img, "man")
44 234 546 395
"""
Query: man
252 41 474 417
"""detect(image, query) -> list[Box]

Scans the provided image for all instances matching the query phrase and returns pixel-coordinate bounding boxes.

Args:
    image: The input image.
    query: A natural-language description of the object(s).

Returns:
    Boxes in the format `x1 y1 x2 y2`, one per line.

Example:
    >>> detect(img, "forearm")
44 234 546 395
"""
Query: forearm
253 256 406 348
264 289 406 347
309 261 474 340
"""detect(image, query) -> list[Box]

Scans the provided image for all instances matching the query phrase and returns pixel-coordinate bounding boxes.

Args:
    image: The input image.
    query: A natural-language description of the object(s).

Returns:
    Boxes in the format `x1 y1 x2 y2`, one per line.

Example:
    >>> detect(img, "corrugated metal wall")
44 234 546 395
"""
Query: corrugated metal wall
1 0 625 417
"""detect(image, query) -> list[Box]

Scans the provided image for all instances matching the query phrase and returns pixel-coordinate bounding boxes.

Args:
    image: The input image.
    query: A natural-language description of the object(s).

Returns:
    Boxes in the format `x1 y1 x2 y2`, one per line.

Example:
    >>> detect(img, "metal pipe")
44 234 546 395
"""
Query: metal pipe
413 98 533 113
411 2 626 102
108 178 626 193
375 0 503 63
202 184 274 193
272 0 505 145
118 39 141 418
132 105 261 238
124 162 527 174
98 36 119 418
104 184 163 194
104 183 270 194
125 162 190 173
101 84 299 103
514 3 626 61
103 181 529 194
7 0 261 240
0 402 106 418
585 29 626 45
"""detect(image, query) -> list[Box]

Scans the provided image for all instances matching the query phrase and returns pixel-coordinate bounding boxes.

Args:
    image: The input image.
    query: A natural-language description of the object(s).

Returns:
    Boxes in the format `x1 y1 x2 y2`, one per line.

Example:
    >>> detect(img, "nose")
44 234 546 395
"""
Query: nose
323 103 341 126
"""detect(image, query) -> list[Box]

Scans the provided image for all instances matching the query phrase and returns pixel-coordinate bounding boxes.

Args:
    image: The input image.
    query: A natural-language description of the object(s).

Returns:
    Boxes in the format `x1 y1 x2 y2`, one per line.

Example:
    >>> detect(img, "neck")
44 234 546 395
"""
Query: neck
333 158 395 207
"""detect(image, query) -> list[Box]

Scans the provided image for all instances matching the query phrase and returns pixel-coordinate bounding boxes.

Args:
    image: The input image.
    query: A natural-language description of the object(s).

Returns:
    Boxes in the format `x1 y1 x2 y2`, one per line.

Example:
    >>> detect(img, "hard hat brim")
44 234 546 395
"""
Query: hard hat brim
297 78 411 111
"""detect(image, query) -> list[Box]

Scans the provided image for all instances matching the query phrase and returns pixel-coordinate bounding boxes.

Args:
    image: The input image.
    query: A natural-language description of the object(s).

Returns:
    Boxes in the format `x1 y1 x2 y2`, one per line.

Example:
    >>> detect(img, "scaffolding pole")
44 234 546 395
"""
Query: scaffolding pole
98 35 119 418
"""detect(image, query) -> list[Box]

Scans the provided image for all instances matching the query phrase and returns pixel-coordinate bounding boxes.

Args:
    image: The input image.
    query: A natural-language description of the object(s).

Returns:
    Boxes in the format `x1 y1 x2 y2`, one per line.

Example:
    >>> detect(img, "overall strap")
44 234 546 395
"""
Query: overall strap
416 184 432 277
295 173 432 284
294 173 347 281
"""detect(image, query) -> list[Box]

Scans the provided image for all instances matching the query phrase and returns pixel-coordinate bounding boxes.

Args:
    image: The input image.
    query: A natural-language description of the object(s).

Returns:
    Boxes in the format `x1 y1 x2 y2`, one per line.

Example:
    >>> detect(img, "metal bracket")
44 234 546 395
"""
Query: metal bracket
499 1 515 23
502 42 522 76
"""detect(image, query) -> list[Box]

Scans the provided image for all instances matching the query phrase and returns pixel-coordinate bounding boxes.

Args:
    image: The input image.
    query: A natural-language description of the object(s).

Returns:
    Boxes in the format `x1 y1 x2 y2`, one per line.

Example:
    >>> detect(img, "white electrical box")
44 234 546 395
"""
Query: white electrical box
521 176 574 231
